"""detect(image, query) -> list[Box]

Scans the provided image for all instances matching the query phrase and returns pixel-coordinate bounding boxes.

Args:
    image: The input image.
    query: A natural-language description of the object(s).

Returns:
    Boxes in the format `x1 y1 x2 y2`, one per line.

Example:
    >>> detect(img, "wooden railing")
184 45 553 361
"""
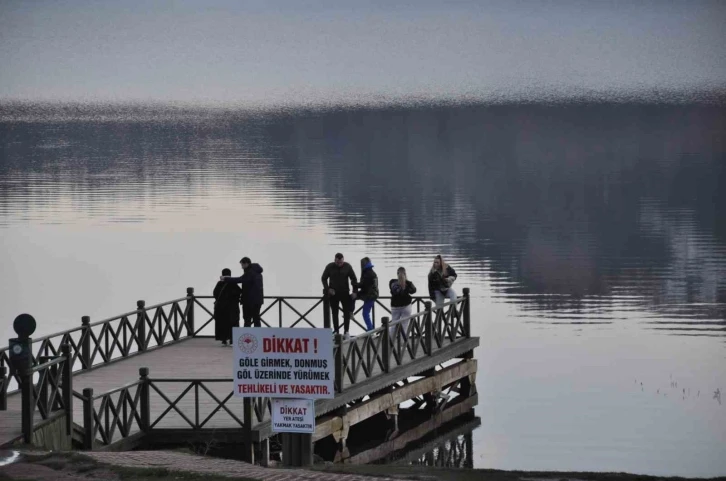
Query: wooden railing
5 287 471 449
192 294 434 335
335 290 469 390
0 290 195 392
20 344 73 443
72 290 471 449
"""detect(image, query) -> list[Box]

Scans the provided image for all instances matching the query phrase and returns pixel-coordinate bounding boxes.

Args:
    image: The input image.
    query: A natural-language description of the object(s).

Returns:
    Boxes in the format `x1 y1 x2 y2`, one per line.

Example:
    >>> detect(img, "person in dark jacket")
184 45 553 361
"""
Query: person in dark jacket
389 266 416 337
321 253 358 338
221 257 264 327
428 254 457 307
354 257 378 331
213 268 242 345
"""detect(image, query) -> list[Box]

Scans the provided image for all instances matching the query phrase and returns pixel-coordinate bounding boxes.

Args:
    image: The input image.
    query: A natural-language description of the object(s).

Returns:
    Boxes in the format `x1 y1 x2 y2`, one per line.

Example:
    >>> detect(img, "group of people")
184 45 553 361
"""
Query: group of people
212 253 458 345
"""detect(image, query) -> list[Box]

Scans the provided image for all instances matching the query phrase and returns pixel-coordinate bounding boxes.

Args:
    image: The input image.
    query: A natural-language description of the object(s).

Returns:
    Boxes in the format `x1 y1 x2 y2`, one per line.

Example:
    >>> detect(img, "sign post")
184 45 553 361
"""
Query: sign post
233 327 334 466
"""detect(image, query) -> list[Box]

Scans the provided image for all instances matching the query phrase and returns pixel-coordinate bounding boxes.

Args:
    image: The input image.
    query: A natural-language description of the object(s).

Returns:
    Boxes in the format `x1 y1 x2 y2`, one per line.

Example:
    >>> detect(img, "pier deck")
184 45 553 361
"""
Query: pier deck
0 290 478 457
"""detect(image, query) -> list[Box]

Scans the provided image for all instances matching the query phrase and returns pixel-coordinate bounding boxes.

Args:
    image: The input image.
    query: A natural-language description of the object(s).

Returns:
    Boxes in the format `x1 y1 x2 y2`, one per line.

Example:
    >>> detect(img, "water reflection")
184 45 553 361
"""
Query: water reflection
1 102 725 336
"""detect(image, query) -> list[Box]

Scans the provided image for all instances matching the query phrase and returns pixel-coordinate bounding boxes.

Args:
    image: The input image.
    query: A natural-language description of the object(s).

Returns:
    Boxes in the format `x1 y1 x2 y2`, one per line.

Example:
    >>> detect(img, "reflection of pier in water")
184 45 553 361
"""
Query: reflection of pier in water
315 365 479 466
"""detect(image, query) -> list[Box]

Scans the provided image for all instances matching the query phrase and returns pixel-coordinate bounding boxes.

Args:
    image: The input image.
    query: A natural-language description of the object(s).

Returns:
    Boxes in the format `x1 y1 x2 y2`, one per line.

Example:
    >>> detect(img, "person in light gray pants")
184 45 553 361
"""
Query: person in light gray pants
389 267 417 339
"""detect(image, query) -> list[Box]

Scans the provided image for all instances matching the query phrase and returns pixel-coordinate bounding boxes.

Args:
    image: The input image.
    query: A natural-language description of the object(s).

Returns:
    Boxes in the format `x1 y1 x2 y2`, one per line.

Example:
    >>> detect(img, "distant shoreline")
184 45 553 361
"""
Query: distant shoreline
1 88 725 123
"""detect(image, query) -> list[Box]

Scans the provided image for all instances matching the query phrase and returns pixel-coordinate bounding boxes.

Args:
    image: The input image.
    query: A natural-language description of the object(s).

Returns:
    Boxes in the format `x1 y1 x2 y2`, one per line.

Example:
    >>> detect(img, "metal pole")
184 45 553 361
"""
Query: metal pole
21 365 34 443
61 344 73 435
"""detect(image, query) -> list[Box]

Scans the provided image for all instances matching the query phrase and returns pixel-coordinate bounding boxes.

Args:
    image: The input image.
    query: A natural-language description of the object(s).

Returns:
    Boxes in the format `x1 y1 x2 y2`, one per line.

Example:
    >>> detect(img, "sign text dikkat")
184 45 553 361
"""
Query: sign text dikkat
233 327 334 399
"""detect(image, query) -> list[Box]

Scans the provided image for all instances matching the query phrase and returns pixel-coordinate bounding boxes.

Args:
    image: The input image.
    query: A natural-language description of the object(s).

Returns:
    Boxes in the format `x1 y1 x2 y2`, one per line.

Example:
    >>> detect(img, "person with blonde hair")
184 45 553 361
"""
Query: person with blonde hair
389 266 417 337
428 255 457 307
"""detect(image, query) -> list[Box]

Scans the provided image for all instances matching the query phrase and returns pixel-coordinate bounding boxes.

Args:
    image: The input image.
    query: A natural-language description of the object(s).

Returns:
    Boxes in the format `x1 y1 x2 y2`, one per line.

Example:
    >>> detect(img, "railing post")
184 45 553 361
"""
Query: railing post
139 367 150 433
0 365 6 411
334 334 343 393
81 316 91 370
61 344 73 435
21 366 34 443
463 288 471 338
323 291 331 330
136 301 146 352
381 317 390 373
424 301 433 356
82 388 94 449
186 287 195 336
242 398 254 463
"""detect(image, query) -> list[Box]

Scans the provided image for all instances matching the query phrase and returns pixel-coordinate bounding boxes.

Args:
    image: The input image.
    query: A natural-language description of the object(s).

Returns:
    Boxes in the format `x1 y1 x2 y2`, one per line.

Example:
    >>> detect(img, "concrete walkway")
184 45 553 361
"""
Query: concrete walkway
85 451 395 481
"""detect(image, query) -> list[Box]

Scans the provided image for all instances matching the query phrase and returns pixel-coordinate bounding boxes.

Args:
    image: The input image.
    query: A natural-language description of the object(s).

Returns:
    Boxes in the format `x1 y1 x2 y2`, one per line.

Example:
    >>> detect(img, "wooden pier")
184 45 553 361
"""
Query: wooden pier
0 288 479 464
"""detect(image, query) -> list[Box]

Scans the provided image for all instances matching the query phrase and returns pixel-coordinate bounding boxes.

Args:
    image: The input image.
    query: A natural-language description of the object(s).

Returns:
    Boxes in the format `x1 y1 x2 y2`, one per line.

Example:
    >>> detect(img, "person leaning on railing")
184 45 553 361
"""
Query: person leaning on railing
354 256 379 331
389 266 417 338
321 252 358 339
428 255 457 307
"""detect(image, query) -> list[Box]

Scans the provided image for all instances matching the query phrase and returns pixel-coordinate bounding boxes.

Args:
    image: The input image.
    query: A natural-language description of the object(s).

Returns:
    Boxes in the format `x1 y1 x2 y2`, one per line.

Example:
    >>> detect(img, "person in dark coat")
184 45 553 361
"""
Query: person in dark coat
354 257 378 331
213 268 241 346
221 257 264 327
428 254 458 307
389 266 417 337
321 253 358 338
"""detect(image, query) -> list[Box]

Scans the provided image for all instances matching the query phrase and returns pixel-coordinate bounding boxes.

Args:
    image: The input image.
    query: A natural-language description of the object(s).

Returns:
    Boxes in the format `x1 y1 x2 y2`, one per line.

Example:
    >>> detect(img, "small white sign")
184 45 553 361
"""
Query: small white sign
271 398 315 433
232 327 334 399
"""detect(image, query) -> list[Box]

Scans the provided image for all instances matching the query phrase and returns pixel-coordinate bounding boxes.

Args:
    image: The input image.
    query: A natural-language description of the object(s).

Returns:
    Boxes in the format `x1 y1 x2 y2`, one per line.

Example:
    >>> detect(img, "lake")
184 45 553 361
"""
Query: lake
0 101 724 477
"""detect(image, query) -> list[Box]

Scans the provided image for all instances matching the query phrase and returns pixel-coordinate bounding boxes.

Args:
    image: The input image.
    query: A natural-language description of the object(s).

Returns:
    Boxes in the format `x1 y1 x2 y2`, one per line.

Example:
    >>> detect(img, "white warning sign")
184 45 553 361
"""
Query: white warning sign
271 398 315 434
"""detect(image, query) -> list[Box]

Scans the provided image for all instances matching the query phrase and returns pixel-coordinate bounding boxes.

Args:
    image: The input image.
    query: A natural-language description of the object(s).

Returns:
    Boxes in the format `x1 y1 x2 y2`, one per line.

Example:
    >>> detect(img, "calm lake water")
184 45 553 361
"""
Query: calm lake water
1 101 724 476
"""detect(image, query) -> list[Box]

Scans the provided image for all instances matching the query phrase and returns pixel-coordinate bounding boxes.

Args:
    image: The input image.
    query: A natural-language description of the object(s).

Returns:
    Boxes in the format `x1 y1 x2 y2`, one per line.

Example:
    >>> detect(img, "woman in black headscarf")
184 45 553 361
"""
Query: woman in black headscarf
213 268 242 346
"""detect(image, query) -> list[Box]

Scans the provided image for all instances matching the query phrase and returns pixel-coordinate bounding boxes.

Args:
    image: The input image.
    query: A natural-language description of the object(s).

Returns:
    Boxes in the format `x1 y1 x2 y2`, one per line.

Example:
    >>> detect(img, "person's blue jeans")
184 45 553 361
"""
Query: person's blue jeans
362 299 375 331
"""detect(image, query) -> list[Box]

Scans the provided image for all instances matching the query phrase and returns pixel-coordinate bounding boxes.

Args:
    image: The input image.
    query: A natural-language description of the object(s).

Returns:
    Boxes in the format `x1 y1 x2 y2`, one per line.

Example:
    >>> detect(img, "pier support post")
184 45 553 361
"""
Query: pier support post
139 367 150 433
281 433 313 467
186 287 195 336
463 288 471 338
136 301 146 352
81 316 91 369
259 438 270 467
465 430 474 468
242 398 254 463
61 344 73 436
82 388 94 449
20 366 34 444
